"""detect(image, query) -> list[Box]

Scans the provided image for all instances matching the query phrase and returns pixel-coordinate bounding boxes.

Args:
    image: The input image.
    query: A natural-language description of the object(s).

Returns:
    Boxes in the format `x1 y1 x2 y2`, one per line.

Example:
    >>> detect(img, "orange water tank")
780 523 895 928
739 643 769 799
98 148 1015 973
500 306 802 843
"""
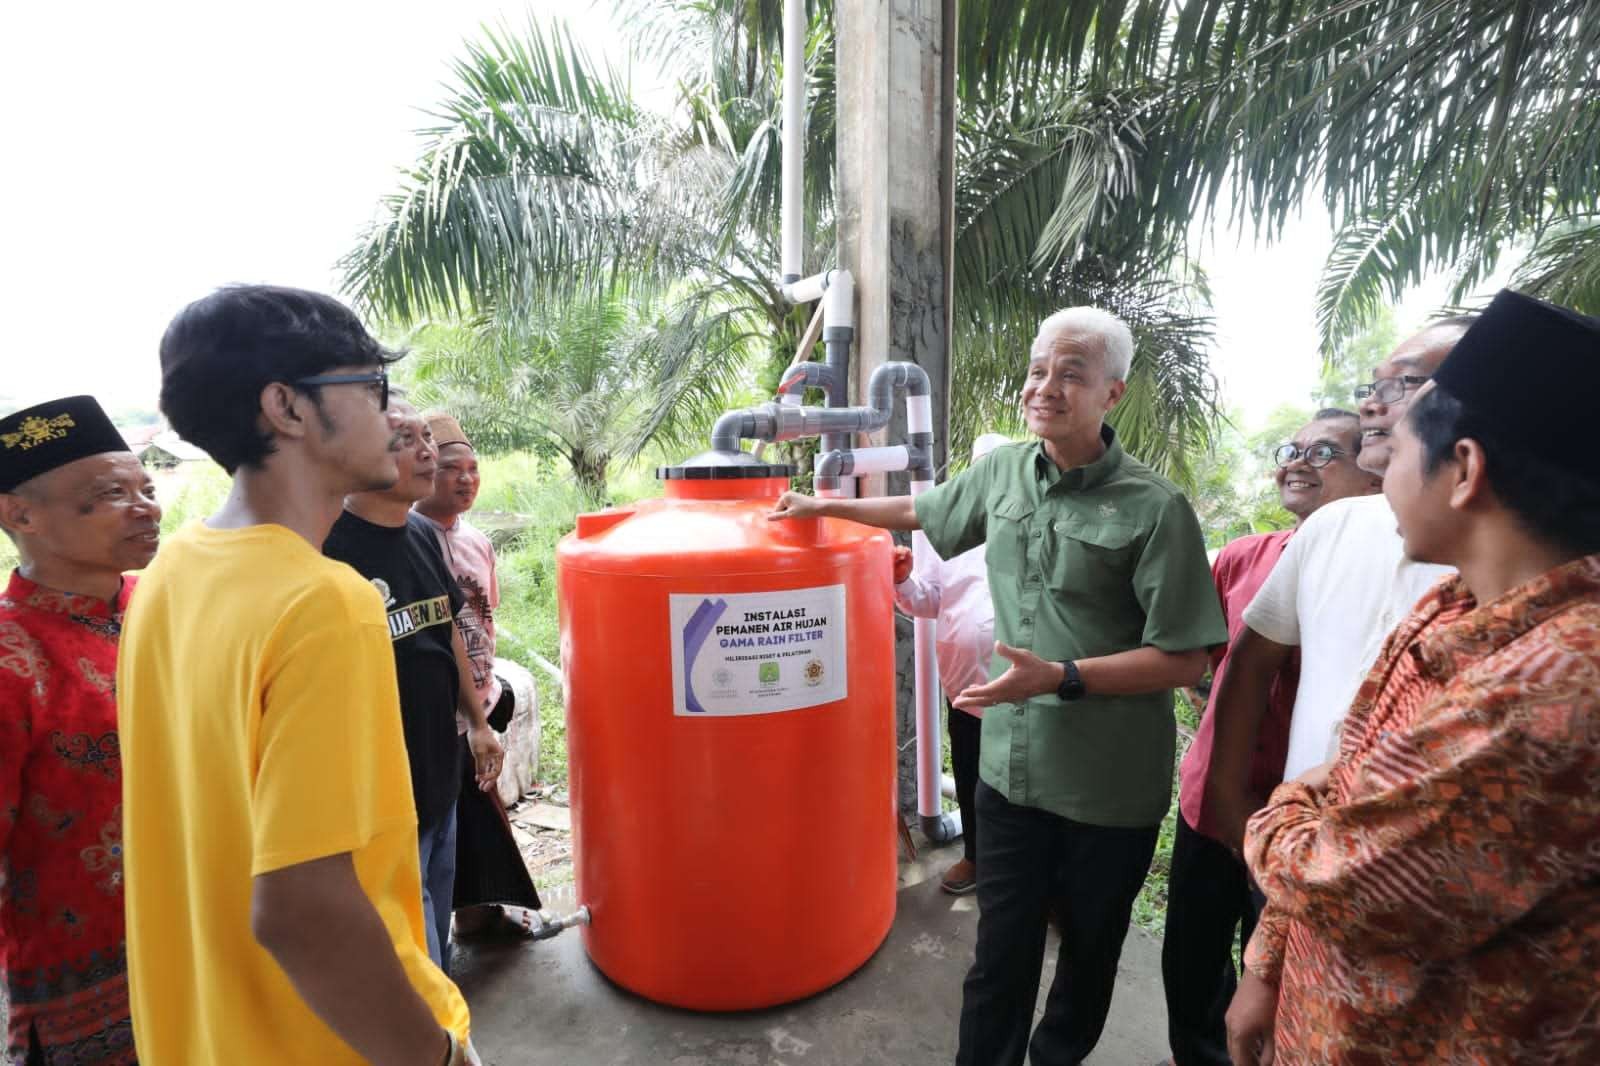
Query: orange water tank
556 454 897 1010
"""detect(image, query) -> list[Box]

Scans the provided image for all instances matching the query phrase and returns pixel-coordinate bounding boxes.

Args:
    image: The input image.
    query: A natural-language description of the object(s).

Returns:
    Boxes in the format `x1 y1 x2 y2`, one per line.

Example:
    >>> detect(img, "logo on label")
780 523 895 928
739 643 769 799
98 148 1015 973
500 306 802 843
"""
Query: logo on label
803 659 826 686
712 668 733 688
370 578 395 607
758 662 780 685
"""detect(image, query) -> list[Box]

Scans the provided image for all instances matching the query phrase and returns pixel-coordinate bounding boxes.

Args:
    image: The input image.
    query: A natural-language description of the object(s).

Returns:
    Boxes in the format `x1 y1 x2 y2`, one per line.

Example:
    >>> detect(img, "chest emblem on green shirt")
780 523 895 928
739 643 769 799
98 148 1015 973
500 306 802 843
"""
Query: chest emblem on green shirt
1098 503 1118 518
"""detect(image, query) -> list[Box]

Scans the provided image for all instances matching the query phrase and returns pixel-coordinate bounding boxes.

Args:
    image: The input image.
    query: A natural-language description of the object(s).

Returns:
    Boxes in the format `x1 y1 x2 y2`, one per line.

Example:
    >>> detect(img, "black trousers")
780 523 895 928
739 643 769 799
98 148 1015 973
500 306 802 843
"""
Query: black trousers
1160 813 1262 1066
948 701 981 864
956 781 1159 1066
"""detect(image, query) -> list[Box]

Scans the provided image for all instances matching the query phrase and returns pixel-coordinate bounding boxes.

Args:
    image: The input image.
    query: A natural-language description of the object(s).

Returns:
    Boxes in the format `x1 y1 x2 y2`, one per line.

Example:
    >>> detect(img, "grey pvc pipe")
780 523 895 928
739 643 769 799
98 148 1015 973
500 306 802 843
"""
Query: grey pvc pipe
921 812 960 846
777 362 846 407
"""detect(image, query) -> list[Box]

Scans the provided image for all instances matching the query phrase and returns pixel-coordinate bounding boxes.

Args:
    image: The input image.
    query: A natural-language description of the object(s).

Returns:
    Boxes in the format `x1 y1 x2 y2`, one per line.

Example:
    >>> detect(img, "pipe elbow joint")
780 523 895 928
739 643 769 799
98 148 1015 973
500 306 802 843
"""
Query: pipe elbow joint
814 449 849 479
710 407 778 452
920 812 960 846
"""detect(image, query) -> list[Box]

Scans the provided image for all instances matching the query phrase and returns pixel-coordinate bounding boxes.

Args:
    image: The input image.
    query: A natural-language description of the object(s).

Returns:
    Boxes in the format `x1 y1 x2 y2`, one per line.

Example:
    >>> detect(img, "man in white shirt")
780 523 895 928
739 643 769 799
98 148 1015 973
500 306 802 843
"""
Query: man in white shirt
892 432 1009 894
1207 315 1477 1063
1202 316 1475 854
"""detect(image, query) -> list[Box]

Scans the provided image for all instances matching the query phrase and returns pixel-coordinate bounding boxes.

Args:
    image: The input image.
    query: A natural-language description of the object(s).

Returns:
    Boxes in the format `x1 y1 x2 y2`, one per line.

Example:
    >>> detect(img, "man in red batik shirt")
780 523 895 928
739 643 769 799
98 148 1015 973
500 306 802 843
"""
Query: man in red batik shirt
0 396 160 1064
1230 290 1600 1065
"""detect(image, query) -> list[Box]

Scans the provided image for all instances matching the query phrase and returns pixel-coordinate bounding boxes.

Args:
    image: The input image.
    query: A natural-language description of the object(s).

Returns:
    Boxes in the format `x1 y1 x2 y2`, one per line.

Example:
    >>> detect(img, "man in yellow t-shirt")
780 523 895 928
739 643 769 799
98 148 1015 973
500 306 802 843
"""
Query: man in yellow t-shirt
118 286 478 1065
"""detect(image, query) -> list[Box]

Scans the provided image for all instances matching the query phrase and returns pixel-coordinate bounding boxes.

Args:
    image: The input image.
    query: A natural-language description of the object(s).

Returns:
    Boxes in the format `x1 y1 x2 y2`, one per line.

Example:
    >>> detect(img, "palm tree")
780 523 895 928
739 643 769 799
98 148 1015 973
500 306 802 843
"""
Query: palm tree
955 0 1600 349
401 282 762 501
345 6 1224 484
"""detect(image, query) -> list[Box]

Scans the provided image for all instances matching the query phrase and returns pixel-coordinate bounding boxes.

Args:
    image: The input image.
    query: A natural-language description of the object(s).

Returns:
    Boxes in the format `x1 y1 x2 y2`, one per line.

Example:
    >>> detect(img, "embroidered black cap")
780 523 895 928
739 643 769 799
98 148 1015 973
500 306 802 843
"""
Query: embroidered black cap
0 395 133 493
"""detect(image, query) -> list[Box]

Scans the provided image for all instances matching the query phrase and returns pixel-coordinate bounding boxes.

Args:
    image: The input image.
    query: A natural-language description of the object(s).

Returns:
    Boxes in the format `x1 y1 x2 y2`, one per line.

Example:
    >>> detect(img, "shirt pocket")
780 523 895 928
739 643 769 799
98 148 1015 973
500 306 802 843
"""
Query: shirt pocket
988 498 1035 580
1048 518 1139 600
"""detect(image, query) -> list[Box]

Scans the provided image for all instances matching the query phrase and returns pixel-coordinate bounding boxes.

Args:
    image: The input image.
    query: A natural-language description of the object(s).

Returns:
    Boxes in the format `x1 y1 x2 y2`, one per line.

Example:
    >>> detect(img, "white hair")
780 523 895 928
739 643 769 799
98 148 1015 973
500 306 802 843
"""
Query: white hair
1030 307 1134 381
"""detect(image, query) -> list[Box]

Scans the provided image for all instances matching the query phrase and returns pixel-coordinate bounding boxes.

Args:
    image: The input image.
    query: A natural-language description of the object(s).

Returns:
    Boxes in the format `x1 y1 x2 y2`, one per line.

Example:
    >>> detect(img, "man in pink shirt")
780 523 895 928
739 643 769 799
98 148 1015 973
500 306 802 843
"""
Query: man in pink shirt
892 433 1010 894
1160 409 1378 1066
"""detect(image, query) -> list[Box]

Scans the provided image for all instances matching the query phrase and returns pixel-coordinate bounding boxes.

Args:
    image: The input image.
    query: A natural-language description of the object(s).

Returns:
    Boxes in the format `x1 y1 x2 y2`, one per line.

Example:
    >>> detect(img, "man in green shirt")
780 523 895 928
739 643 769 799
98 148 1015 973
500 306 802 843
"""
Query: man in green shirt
771 306 1227 1065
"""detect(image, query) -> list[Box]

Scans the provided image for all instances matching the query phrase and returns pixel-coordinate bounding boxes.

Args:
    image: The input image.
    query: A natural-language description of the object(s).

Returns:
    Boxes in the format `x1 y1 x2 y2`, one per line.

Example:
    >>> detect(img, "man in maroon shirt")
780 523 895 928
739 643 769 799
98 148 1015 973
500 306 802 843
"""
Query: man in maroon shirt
1159 409 1377 1066
0 395 160 1064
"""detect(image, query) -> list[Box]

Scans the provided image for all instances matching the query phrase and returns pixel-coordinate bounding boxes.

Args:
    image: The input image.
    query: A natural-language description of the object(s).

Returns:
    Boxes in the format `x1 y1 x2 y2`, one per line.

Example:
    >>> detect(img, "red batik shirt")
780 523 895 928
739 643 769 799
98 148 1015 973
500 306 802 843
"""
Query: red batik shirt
1243 555 1600 1065
0 571 136 1064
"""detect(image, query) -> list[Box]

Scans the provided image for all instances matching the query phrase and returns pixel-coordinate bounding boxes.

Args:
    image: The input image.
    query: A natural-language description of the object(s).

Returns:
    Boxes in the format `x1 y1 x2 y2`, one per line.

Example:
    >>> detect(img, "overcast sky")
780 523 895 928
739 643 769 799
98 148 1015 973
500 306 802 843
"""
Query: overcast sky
1 2 1482 427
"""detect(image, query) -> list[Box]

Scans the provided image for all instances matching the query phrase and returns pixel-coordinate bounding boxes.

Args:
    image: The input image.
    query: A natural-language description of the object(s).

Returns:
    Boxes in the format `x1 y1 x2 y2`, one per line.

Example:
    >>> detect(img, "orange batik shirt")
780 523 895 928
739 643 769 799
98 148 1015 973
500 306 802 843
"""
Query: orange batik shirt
1243 555 1600 1065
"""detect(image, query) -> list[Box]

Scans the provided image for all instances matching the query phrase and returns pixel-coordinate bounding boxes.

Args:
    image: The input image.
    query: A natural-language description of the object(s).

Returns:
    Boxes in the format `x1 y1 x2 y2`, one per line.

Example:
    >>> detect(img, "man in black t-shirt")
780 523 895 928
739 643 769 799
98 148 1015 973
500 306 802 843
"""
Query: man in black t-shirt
324 400 502 973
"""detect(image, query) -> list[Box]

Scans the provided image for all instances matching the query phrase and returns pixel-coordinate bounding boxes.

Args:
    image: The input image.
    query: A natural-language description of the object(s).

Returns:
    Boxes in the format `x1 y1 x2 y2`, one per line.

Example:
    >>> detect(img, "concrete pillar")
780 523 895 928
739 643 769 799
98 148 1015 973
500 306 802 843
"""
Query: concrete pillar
835 0 956 814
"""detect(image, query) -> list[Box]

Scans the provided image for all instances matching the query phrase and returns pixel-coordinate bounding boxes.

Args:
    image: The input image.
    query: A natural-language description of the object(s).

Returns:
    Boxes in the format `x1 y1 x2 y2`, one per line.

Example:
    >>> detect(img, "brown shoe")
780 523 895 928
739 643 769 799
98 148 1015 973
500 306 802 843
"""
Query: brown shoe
940 858 977 895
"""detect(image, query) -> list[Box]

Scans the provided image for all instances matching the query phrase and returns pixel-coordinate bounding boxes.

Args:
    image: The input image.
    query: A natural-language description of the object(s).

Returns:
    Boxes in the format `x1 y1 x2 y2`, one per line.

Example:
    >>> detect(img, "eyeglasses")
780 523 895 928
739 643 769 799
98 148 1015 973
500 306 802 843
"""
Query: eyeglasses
293 369 389 411
1273 442 1350 468
1353 374 1429 404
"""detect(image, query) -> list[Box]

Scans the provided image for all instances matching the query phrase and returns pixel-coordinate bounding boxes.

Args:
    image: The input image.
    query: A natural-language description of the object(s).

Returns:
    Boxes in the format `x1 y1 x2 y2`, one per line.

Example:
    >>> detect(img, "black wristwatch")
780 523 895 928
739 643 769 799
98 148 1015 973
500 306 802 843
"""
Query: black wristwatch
1056 660 1086 702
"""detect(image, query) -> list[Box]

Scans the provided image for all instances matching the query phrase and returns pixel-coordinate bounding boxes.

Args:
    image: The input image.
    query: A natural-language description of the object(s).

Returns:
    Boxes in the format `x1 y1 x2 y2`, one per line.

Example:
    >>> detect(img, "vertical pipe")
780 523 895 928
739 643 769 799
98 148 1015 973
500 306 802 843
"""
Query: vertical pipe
780 0 805 283
909 493 945 833
821 271 855 481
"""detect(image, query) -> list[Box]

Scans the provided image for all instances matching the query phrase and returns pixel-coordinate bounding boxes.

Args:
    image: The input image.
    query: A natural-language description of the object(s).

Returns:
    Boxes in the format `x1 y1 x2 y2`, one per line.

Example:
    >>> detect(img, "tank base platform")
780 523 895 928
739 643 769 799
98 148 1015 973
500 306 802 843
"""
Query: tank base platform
453 834 1169 1065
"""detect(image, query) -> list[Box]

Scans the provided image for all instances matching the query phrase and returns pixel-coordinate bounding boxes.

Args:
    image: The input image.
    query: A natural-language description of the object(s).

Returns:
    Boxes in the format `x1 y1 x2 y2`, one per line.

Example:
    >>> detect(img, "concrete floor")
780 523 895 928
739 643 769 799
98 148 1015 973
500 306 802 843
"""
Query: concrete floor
454 839 1170 1066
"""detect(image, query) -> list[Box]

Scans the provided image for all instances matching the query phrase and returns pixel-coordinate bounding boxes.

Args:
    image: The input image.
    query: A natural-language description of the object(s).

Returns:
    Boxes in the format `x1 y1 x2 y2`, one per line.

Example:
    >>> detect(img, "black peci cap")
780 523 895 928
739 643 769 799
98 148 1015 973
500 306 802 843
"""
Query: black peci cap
0 395 132 493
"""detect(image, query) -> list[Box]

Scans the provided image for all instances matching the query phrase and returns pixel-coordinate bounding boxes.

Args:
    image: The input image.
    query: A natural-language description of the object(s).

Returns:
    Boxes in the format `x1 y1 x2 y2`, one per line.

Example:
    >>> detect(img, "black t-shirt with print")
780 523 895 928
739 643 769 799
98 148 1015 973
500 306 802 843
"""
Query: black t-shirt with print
324 510 465 828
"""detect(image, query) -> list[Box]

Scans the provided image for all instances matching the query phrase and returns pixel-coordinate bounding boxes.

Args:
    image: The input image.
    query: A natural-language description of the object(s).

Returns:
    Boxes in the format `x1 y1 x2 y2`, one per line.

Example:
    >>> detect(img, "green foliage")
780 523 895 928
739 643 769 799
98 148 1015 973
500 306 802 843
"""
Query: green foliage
959 1 1600 348
477 455 663 787
1512 217 1600 314
396 283 758 501
1313 307 1397 412
1133 692 1201 935
350 6 1226 492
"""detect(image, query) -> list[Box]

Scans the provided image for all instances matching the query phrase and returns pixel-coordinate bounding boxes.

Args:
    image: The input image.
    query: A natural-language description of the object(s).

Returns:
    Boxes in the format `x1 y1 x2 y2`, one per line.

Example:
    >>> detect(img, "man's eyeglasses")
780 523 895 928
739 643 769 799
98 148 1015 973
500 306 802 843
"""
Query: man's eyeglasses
1273 442 1349 468
1353 374 1429 404
293 369 389 411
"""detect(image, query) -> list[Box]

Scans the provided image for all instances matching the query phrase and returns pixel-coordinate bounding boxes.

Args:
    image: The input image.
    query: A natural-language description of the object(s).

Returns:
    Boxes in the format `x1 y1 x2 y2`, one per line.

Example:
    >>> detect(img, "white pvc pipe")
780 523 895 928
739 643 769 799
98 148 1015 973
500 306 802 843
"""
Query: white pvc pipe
909 481 944 824
823 269 854 329
780 0 805 281
846 445 910 476
906 394 933 436
786 270 828 304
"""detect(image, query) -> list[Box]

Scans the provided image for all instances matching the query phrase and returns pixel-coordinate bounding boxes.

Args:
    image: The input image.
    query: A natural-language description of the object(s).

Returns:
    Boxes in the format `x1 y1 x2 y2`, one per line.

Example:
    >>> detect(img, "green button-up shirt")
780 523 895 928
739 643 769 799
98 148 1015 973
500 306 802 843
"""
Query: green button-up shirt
914 425 1227 828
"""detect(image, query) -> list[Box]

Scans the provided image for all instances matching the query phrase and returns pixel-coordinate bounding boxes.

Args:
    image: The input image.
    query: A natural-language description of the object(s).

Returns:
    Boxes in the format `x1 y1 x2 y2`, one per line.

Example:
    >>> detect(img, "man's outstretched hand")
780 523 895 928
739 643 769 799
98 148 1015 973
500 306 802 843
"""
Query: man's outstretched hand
767 491 824 521
892 545 913 584
953 642 1064 712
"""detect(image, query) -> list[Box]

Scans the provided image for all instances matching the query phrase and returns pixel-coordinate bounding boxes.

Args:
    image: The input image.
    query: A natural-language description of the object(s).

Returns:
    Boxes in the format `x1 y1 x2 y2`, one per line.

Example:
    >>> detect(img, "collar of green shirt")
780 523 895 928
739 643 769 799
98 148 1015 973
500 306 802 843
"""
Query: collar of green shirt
1031 424 1123 492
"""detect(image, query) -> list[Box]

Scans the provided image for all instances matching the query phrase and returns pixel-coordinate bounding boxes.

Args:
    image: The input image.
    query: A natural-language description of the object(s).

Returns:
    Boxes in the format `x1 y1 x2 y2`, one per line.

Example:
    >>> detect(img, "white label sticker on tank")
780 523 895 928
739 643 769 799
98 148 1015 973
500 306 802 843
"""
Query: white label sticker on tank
669 585 848 716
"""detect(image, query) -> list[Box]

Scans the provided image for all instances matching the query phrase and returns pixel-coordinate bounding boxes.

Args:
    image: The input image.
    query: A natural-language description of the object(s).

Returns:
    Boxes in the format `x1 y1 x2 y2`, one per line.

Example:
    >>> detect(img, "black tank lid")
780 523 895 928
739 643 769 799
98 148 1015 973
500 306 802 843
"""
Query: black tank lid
656 448 795 480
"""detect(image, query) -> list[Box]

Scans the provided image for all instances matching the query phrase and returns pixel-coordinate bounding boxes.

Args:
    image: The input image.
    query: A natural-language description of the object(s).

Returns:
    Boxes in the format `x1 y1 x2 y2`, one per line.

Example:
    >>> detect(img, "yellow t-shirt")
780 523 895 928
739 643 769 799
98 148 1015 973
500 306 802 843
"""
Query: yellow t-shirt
118 522 470 1062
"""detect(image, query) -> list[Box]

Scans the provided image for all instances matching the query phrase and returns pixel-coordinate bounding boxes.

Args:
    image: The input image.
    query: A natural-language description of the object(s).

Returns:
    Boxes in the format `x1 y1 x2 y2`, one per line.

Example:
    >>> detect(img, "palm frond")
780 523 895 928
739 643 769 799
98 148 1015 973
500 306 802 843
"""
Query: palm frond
1510 217 1600 314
